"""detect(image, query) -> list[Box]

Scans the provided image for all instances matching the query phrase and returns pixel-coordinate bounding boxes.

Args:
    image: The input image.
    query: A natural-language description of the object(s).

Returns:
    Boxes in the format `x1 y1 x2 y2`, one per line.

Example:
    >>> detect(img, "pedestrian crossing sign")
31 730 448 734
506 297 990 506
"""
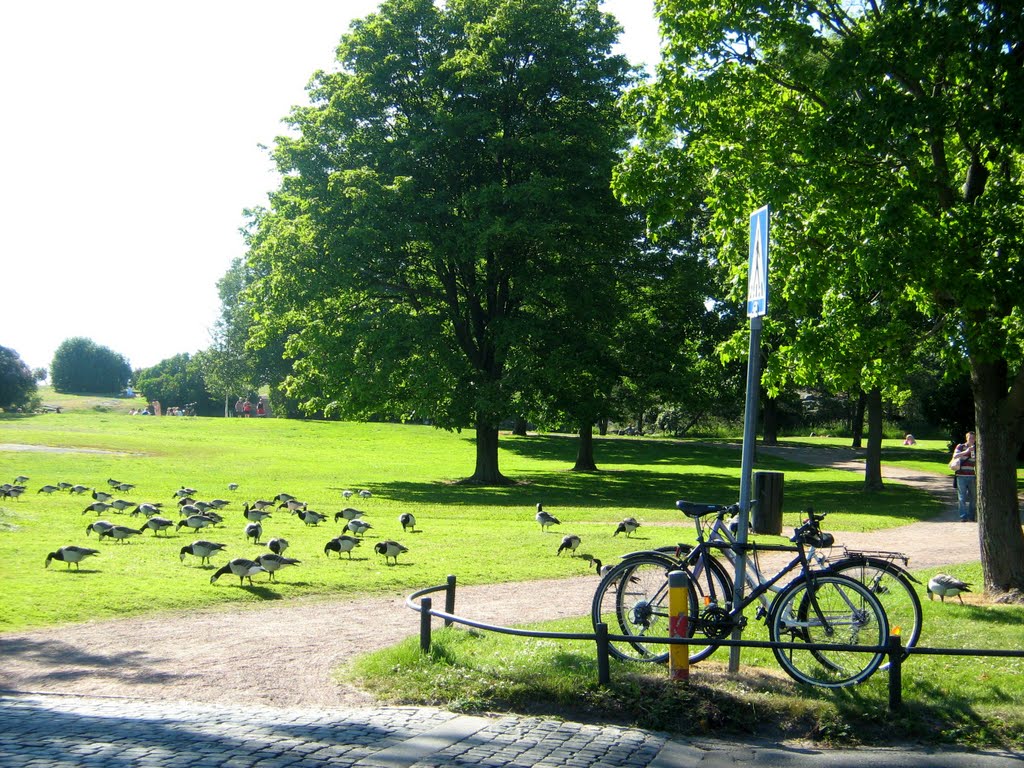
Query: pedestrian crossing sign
747 205 769 318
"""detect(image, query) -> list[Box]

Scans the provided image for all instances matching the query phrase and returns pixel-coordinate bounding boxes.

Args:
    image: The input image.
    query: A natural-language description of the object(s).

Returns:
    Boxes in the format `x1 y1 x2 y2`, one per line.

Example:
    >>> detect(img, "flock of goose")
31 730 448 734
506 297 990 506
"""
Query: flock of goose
535 503 642 575
28 475 414 586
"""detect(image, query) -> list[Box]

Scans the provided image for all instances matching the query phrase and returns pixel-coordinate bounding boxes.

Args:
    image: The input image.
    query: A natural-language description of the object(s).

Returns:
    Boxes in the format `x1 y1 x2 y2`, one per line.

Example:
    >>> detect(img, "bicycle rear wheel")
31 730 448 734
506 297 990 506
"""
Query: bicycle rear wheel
769 573 888 688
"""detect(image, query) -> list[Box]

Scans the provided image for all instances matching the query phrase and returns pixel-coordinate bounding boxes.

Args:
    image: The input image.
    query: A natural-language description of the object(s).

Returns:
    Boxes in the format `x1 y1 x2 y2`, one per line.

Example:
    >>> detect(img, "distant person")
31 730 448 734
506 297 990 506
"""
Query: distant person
243 399 252 418
152 400 162 417
235 397 244 418
256 398 265 417
903 434 916 445
951 431 977 522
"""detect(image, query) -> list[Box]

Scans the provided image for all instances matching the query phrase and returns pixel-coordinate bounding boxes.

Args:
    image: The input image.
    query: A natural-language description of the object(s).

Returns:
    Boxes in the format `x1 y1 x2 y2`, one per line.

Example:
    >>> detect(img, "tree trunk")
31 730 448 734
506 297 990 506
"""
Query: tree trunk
864 387 884 491
224 394 230 419
762 395 779 446
463 419 512 485
572 423 598 472
851 390 866 449
972 358 1024 596
511 417 528 437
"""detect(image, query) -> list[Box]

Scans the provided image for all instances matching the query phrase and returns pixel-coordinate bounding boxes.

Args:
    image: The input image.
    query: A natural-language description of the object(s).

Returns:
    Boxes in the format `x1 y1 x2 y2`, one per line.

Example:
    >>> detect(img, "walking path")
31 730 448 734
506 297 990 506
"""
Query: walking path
2 446 1016 767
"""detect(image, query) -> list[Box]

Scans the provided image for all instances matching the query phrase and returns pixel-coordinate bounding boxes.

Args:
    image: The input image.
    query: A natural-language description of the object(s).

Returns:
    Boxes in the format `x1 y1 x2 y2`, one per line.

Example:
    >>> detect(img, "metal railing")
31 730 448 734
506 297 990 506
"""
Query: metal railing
407 575 1024 710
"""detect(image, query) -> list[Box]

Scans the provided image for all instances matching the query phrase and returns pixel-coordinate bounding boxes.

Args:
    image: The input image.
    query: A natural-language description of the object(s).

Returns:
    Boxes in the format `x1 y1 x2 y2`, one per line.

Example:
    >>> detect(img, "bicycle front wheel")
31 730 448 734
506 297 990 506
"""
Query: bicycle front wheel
591 555 688 663
769 574 888 688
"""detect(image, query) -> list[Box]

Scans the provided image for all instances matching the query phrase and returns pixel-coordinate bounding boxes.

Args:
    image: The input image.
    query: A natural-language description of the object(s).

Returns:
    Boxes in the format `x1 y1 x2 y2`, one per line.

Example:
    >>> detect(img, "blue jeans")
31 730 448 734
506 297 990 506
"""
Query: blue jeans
956 474 976 521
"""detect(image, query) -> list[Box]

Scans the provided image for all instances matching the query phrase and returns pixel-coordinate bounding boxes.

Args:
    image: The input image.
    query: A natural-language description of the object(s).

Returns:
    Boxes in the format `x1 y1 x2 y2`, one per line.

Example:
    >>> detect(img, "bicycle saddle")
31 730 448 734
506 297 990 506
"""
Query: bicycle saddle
675 500 731 518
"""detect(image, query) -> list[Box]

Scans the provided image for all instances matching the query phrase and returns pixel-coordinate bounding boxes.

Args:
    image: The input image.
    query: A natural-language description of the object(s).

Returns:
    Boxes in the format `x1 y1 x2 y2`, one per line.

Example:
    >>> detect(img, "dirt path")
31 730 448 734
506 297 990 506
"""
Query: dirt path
0 447 978 708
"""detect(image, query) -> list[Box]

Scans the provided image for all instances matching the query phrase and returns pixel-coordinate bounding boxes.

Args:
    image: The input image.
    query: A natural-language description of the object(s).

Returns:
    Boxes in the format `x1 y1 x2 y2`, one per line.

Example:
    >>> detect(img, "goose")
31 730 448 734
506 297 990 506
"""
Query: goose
179 503 203 517
358 489 373 499
91 490 113 502
199 509 224 525
177 497 197 508
227 483 239 491
106 478 122 488
294 509 327 526
243 506 273 523
210 558 265 585
192 500 215 513
374 540 408 565
324 535 361 559
85 520 115 537
38 484 61 494
244 522 263 544
174 487 198 499
45 546 100 569
248 499 275 511
927 574 973 604
273 492 296 504
57 482 74 491
613 517 641 537
342 489 354 500
141 516 174 536
347 519 373 537
109 499 135 513
69 485 90 495
176 515 215 533
399 512 417 532
98 525 143 544
557 534 581 556
14 475 29 485
115 482 135 493
255 553 301 582
536 503 561 531
207 499 230 509
279 499 308 512
180 540 227 564
130 503 164 517
334 507 365 522
266 537 289 555
4 486 25 500
82 501 115 515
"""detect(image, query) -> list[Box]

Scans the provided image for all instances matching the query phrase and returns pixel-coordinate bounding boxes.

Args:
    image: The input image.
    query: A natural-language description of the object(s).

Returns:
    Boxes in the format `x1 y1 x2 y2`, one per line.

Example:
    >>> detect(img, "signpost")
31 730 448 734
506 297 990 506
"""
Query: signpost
729 205 769 673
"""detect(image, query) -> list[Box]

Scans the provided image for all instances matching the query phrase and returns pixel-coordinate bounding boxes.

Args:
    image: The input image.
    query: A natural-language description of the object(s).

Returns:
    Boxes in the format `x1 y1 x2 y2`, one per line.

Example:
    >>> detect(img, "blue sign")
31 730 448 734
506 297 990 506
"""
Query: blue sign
747 205 769 318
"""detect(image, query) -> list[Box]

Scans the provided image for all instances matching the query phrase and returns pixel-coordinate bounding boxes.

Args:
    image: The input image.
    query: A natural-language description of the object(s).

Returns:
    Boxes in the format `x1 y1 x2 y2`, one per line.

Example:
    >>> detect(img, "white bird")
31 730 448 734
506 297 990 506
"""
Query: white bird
140 516 174 536
45 546 100 569
179 540 227 564
245 522 263 544
294 509 327 526
927 574 973 604
536 503 560 531
347 519 373 537
334 507 365 522
613 517 641 537
91 490 113 502
279 499 308 512
399 513 417 532
557 534 581 556
342 489 354 499
85 520 115 537
115 482 135 493
207 499 231 509
358 489 373 499
374 540 408 565
98 525 143 544
324 535 361 559
210 558 265 585
14 475 29 485
274 492 296 504
174 487 198 499
266 538 289 555
109 499 135 513
255 553 301 582
248 499 275 510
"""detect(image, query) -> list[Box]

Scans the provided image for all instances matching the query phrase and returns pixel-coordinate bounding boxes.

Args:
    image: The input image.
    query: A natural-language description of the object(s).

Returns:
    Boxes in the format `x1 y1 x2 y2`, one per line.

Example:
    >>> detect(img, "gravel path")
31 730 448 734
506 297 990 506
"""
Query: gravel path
0 446 978 708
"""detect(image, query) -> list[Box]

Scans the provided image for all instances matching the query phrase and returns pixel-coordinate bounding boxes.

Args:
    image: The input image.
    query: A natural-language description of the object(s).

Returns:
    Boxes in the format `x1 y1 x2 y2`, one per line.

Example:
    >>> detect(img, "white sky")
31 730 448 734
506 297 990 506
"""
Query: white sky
0 1 659 374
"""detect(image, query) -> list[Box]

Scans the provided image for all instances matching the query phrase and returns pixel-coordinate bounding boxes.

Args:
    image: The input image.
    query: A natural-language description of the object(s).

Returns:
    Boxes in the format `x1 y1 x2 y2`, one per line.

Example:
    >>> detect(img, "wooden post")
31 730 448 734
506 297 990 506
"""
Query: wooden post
668 570 690 682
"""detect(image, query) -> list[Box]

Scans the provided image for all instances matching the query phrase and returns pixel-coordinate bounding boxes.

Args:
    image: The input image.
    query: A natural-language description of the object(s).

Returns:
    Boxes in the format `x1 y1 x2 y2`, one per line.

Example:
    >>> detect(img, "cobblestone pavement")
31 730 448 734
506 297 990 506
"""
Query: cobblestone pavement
2 693 1022 768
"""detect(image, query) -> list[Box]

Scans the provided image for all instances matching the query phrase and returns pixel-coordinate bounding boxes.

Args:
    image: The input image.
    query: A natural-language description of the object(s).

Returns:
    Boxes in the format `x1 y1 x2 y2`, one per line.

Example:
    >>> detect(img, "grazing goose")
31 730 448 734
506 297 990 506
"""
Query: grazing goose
130 503 164 517
98 525 143 544
177 497 197 509
210 558 265 585
243 506 273 523
179 540 227 564
38 484 61 494
106 478 122 488
207 499 230 509
374 540 408 565
255 553 301 582
85 520 115 537
227 483 239 491
176 515 215 533
45 546 100 569
179 503 203 517
536 503 560 531
342 489 354 500
347 519 373 537
82 501 115 515
91 490 113 502
141 516 174 536
927 574 973 603
358 489 373 499
613 517 641 537
579 553 613 576
294 509 327 526
266 538 289 555
57 482 74 491
279 498 308 512
248 499 275 511
115 482 135 493
69 485 90 495
192 500 216 513
334 507 365 522
324 535 361 559
109 499 135 513
4 486 25 500
399 512 417 532
174 487 198 499
14 475 29 485
244 522 263 544
274 492 296 504
557 534 582 556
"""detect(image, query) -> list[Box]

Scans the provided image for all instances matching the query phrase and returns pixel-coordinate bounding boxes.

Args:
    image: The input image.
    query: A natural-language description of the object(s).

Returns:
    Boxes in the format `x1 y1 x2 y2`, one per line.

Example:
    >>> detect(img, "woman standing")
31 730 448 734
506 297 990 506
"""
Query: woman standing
951 431 977 522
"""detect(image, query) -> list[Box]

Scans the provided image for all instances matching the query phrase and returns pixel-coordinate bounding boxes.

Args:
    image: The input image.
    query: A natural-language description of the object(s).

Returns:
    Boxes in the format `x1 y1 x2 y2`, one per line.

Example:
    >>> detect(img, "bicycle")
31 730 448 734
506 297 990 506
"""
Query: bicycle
591 501 891 688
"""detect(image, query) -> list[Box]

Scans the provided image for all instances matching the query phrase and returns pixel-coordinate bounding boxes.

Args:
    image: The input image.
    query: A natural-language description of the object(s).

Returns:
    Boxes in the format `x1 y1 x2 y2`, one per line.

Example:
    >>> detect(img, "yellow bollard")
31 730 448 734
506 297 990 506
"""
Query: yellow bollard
668 570 690 682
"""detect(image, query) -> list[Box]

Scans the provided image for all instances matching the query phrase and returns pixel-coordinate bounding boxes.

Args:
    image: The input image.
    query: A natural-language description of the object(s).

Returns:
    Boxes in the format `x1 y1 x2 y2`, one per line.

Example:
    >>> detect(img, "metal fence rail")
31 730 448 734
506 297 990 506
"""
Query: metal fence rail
406 576 1024 710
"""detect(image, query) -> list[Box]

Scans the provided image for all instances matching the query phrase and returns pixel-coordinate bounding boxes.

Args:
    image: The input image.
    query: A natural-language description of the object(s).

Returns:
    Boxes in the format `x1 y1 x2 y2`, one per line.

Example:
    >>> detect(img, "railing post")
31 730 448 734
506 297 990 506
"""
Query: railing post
595 622 610 686
887 633 903 710
445 575 457 628
420 596 433 653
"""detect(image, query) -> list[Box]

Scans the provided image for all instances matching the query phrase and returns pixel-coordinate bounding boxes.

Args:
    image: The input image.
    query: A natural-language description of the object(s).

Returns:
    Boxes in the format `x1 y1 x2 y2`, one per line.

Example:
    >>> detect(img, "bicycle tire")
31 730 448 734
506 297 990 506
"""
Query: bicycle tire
769 573 888 688
827 556 922 661
591 554 690 663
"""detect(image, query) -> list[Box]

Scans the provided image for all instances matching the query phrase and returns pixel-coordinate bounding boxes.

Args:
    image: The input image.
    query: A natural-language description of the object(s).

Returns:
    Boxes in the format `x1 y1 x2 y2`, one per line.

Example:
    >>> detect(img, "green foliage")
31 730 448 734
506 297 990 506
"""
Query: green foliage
133 353 220 416
0 346 37 411
50 337 131 395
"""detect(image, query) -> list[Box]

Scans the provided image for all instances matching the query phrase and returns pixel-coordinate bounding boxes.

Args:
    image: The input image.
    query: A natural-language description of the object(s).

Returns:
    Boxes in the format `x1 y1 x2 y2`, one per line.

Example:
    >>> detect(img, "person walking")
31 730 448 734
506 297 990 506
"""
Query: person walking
951 430 977 522
234 398 244 418
243 399 252 418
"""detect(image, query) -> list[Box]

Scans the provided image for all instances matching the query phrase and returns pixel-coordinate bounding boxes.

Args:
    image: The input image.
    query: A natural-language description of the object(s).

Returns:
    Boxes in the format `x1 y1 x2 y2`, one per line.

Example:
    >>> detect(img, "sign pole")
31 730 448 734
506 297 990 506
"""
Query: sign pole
728 205 769 674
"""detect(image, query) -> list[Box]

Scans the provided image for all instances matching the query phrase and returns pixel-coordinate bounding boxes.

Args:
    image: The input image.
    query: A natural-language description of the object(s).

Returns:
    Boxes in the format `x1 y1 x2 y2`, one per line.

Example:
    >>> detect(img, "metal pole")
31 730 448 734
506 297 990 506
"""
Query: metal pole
420 596 432 652
888 634 904 710
445 575 457 627
595 622 610 686
729 314 763 674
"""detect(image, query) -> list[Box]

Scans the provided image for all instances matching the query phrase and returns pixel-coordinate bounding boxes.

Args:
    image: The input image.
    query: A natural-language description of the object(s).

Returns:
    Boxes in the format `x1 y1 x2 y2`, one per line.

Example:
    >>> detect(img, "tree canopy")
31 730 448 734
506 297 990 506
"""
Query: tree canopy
50 337 132 395
245 0 636 483
0 345 37 411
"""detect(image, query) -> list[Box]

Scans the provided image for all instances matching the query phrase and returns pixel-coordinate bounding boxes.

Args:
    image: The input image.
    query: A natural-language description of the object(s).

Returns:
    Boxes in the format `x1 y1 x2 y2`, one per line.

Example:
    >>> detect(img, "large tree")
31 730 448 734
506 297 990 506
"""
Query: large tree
50 337 132 395
246 0 634 483
0 345 37 411
619 0 1024 594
